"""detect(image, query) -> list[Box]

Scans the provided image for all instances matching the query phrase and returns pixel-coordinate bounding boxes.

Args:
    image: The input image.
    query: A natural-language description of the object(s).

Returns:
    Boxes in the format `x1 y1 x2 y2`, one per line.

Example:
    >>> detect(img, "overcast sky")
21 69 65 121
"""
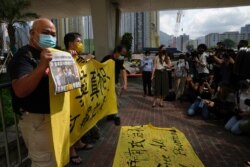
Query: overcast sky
160 6 250 39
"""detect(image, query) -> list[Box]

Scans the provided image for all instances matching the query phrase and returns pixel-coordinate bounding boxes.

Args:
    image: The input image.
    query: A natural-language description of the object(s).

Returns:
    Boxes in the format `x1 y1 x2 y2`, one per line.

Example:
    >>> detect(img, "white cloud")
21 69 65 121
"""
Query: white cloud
160 6 250 39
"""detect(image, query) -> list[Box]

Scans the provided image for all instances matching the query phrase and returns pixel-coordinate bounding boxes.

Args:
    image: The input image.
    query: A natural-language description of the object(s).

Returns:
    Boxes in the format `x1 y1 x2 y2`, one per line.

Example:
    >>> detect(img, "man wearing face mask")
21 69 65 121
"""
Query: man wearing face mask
8 18 57 166
141 51 153 96
195 44 209 81
101 45 128 126
63 32 94 165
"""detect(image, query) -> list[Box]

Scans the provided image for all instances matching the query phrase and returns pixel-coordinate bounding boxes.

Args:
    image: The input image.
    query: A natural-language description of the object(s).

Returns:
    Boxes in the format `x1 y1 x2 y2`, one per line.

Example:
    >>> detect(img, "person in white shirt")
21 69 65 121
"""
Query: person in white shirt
195 44 209 80
174 54 189 99
151 48 172 107
141 51 153 96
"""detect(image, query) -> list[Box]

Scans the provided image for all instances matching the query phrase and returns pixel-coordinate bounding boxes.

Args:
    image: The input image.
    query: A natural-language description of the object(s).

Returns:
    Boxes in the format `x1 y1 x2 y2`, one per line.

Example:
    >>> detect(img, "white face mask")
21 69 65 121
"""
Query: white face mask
118 56 124 60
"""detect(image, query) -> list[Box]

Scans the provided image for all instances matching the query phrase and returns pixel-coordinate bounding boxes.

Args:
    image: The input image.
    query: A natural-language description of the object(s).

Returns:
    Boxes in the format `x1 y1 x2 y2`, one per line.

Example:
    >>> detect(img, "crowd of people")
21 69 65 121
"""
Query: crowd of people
140 41 250 136
6 17 250 166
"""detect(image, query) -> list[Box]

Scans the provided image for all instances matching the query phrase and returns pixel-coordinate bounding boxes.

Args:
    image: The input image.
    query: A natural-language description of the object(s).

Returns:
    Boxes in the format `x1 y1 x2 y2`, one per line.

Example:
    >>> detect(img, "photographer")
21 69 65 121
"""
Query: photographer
186 73 215 119
225 80 250 135
211 49 235 86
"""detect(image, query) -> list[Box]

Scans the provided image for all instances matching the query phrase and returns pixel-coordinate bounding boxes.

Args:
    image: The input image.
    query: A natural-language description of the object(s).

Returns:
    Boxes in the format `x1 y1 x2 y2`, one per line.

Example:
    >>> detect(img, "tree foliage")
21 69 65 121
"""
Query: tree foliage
0 0 39 53
223 38 235 49
121 32 133 59
186 44 194 52
121 32 133 51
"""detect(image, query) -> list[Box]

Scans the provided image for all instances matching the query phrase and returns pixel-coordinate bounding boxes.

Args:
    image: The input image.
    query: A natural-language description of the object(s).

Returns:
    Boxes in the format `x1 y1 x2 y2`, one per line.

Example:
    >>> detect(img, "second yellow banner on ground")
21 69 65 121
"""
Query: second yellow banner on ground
113 124 204 167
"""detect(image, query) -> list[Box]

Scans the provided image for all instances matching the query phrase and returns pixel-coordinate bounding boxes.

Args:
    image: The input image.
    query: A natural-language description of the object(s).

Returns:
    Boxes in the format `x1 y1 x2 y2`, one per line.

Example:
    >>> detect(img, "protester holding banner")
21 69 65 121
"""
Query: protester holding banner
8 18 57 166
64 32 94 164
101 45 128 125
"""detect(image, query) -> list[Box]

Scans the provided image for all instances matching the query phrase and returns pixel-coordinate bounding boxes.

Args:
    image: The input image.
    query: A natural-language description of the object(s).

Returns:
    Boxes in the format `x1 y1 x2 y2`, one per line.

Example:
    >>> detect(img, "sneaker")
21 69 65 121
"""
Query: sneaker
114 116 121 126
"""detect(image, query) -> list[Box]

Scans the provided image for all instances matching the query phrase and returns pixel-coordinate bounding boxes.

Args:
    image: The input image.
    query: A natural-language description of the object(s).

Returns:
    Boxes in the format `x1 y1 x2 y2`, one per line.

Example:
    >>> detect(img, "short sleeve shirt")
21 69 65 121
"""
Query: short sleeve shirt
101 55 124 84
8 45 50 114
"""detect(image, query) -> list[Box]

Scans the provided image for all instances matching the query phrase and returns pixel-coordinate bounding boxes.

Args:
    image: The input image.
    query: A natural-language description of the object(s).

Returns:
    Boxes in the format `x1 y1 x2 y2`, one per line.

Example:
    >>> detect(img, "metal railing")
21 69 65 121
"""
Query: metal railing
0 81 27 167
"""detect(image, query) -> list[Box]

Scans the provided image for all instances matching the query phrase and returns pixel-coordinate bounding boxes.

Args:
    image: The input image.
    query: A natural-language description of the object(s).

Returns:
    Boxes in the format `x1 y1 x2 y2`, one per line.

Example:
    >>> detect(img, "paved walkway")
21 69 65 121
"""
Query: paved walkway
69 79 250 167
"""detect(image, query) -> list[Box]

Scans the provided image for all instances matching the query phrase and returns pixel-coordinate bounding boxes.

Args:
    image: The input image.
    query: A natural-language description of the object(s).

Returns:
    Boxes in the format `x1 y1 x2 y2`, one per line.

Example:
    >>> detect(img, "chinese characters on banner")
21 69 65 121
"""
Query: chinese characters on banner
113 124 204 167
49 49 118 167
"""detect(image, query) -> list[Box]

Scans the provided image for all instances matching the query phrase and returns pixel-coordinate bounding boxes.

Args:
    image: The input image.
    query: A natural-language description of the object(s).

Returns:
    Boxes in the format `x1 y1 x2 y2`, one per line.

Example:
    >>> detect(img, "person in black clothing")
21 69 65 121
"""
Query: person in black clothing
186 75 215 119
101 45 127 125
8 18 57 166
234 40 250 82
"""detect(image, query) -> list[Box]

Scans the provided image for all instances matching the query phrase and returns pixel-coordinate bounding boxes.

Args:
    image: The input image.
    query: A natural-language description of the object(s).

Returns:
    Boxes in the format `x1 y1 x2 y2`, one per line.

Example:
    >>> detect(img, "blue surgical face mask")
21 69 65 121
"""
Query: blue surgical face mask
39 34 56 48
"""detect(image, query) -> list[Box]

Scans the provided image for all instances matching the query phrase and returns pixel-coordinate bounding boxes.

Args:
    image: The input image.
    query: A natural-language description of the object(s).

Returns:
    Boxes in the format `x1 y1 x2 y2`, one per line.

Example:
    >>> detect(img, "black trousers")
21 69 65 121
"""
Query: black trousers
142 71 152 95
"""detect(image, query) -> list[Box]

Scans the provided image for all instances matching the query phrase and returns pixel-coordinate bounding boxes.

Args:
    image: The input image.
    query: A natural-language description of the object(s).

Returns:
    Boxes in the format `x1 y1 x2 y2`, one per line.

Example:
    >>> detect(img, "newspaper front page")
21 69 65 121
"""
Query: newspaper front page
50 50 81 94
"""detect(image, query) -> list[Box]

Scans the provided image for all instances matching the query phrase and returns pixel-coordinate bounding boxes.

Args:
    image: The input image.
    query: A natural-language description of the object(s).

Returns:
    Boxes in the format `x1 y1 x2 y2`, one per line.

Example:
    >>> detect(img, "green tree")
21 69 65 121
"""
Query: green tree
186 44 194 52
0 0 39 53
223 38 235 49
121 32 133 59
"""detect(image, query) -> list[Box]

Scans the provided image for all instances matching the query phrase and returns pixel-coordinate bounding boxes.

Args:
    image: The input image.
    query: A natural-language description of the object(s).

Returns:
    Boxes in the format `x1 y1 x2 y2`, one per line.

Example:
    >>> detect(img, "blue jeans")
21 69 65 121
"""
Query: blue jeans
225 116 248 135
187 98 209 119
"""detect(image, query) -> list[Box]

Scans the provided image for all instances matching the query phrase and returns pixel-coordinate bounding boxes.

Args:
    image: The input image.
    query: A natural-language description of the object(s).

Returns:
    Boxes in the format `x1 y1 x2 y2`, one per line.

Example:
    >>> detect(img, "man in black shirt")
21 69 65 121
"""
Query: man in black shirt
101 45 127 125
8 18 57 166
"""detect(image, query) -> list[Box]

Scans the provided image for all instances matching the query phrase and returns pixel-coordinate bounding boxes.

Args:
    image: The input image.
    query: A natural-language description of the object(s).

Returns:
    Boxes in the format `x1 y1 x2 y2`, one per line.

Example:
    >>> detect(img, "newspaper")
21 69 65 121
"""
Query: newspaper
49 50 81 94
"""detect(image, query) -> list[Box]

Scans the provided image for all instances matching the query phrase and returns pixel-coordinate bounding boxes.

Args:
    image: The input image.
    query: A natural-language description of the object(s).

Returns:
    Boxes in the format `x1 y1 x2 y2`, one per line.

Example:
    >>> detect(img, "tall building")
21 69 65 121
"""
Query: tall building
241 24 250 34
219 31 240 44
240 33 250 42
159 31 172 47
120 11 160 52
205 33 220 48
184 39 198 52
176 34 189 52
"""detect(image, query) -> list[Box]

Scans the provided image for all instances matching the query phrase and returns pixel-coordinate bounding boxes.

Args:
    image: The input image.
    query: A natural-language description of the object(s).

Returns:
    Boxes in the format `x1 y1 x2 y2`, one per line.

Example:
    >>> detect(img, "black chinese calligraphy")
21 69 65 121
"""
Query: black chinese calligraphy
75 70 88 107
97 68 110 94
90 71 100 101
128 139 146 148
70 114 80 133
150 139 167 152
171 131 187 156
127 127 144 138
126 156 140 167
157 155 172 167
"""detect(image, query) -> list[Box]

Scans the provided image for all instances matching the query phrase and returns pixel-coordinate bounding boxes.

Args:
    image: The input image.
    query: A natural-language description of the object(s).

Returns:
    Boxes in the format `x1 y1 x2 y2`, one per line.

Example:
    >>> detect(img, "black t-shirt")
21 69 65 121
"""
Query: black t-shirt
101 55 124 84
8 45 50 114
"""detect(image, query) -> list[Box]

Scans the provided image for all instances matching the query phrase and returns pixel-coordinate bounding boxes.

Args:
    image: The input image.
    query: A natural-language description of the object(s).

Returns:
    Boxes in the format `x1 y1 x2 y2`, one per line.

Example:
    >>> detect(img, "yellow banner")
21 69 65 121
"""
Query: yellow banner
113 124 204 167
49 49 117 167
